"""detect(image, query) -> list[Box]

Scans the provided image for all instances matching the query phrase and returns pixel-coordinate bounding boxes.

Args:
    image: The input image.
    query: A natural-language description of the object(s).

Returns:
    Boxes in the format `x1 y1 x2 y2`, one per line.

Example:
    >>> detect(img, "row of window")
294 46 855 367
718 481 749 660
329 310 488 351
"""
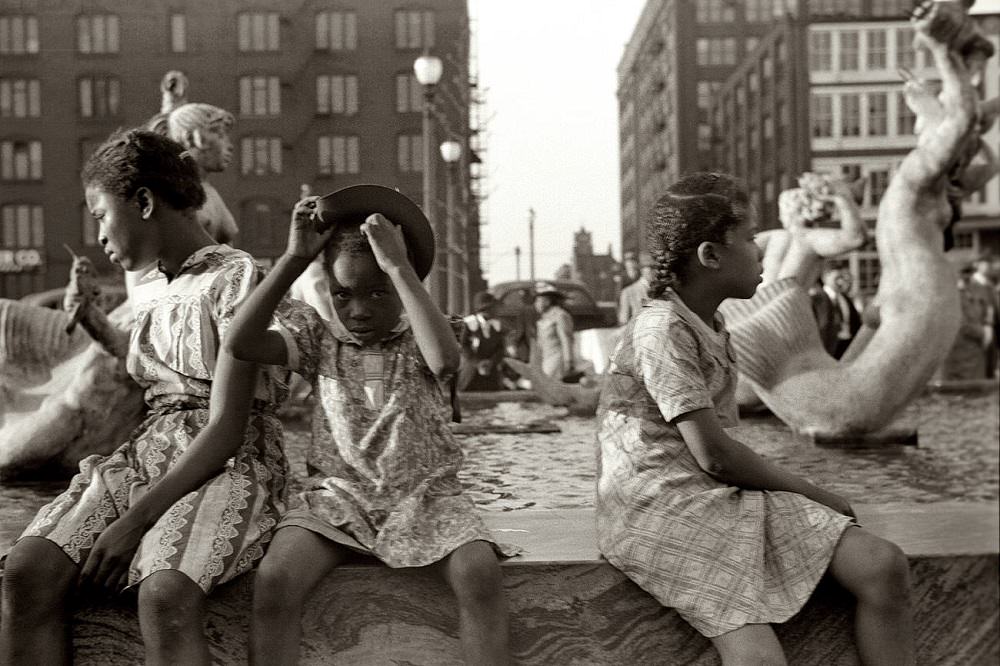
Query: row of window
0 10 435 55
696 0 785 23
810 90 918 139
809 26 925 74
0 135 433 182
1 73 433 120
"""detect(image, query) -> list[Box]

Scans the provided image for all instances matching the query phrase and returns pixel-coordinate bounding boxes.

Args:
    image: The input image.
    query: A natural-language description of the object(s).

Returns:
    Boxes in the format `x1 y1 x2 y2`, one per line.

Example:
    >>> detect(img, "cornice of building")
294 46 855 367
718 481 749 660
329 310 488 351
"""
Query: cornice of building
618 0 668 85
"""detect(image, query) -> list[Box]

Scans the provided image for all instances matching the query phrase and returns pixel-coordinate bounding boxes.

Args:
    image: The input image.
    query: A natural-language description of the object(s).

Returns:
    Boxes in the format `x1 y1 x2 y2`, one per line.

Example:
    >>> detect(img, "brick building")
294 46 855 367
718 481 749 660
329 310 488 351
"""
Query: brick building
0 0 483 310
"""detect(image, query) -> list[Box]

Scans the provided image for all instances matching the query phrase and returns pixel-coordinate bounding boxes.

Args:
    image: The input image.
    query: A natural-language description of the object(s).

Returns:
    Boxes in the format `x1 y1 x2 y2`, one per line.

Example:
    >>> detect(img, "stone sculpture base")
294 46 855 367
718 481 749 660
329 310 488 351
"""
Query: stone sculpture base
1 504 995 665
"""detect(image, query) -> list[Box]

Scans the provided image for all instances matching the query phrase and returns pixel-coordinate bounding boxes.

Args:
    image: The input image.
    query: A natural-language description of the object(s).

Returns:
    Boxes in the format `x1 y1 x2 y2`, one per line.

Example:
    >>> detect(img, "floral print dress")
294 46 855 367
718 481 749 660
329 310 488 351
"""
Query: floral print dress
275 302 512 566
595 289 853 637
12 245 290 592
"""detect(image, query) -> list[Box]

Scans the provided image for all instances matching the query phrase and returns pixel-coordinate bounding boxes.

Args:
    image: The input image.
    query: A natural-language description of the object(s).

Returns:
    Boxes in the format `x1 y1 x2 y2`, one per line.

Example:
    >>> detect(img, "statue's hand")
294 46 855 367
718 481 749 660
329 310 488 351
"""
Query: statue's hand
861 303 882 330
63 257 101 335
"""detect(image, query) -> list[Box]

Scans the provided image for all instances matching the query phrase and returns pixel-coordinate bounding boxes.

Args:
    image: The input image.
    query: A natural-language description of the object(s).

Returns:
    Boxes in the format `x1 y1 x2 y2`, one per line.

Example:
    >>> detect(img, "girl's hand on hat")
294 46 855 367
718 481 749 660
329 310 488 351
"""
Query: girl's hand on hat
287 196 333 259
362 214 412 276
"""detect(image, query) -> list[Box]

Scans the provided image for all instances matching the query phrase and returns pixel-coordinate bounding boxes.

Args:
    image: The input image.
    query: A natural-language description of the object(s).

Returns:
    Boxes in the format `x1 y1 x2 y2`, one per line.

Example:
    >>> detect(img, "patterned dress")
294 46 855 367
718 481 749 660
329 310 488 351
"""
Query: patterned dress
12 245 289 593
274 302 512 567
595 289 853 637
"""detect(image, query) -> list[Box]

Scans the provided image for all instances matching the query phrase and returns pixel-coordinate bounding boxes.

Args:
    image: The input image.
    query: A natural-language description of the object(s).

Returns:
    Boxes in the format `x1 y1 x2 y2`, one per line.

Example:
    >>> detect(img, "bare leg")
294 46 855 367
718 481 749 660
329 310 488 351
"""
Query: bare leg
828 528 914 666
709 623 787 666
249 526 347 665
432 540 510 666
0 537 77 666
137 570 210 666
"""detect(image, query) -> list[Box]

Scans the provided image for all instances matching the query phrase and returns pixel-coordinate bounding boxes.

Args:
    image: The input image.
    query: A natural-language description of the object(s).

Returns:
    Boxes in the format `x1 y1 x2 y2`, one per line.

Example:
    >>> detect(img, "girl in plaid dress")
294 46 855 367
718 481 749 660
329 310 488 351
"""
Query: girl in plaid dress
595 173 914 665
1 130 288 665
226 187 511 665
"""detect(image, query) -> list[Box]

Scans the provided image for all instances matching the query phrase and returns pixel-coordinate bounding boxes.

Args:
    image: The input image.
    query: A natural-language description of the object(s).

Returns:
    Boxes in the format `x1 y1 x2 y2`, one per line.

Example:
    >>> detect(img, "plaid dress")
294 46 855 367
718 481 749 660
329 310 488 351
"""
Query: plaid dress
595 289 853 637
273 302 513 567
11 246 289 593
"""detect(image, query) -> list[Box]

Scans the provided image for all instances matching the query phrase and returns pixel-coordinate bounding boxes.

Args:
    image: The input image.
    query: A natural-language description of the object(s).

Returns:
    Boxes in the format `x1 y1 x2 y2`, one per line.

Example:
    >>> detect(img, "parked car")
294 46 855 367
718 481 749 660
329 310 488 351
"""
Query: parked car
487 280 618 332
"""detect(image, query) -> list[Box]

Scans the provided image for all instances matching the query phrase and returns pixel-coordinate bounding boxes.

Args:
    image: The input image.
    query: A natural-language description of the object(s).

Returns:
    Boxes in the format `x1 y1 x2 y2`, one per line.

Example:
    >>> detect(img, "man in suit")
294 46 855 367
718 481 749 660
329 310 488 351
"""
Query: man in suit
618 253 654 325
811 265 861 359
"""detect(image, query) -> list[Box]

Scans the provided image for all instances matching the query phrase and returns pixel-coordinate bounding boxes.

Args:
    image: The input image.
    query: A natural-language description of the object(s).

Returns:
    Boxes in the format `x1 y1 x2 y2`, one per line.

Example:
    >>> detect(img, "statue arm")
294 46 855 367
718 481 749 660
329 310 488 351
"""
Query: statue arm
806 182 868 257
79 304 130 359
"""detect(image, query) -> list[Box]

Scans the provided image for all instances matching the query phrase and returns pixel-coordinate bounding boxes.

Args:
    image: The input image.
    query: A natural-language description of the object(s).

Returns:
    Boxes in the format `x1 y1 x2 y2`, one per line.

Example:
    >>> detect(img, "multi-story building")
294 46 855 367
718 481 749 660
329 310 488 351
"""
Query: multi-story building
617 0 792 260
710 16 812 227
0 0 481 312
570 227 620 303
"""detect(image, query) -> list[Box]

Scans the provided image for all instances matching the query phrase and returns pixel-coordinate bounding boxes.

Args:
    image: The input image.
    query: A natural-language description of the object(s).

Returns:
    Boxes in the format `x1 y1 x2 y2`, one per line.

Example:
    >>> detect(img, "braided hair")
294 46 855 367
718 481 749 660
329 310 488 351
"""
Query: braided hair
81 129 206 212
646 172 749 299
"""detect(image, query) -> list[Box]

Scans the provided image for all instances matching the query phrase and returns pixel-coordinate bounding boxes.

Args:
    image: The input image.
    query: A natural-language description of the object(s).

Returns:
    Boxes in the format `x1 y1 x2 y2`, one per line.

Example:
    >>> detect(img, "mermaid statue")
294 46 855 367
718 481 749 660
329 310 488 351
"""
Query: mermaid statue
720 0 999 436
0 71 239 476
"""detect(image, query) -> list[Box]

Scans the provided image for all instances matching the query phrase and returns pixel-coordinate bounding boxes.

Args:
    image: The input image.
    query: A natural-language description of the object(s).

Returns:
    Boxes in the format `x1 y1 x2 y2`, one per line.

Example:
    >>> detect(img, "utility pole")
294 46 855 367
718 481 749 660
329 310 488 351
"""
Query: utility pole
528 207 536 282
514 246 521 281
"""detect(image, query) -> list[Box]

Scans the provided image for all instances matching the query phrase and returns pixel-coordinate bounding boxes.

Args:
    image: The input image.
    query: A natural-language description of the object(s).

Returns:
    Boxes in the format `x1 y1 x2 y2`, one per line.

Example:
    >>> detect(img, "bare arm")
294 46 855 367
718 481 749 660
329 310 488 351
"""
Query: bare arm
364 215 460 377
79 352 261 591
675 408 854 516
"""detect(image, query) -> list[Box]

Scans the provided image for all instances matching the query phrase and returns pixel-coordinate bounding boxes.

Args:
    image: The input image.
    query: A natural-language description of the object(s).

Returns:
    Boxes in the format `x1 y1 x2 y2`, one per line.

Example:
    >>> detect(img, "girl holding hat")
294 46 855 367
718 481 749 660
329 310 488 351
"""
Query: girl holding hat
533 282 576 380
225 188 513 665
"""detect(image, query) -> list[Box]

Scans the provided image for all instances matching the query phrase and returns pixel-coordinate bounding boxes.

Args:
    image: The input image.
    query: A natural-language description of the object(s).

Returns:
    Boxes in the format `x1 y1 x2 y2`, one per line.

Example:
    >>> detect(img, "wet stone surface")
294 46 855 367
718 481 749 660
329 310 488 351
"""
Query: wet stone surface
1 390 996 550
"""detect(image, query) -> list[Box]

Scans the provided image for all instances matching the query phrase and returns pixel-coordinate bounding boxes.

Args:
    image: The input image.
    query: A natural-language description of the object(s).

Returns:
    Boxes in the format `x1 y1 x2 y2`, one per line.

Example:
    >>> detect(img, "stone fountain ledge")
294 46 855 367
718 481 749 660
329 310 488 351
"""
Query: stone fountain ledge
1 502 995 665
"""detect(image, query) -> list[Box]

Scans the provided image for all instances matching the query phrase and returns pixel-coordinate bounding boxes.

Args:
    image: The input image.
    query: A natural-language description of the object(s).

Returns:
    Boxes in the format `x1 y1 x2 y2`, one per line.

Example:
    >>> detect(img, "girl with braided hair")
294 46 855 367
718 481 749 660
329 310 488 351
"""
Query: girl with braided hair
596 172 914 665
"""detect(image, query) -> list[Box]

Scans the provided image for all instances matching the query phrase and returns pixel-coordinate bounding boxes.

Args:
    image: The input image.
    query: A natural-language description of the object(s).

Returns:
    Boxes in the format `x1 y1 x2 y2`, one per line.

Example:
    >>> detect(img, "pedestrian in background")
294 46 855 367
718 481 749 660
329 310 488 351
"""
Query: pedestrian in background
533 282 575 380
618 252 655 325
458 291 507 391
811 264 862 359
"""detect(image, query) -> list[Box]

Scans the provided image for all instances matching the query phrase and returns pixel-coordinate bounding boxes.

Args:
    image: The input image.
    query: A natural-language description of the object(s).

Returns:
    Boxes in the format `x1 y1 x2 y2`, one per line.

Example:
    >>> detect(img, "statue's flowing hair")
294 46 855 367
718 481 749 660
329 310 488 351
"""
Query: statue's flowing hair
647 172 749 299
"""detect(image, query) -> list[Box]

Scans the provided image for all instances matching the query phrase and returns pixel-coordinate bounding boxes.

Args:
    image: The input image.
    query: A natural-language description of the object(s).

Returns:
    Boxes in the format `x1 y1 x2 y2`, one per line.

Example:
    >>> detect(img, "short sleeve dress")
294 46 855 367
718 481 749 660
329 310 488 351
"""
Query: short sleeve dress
274 301 513 566
12 245 290 593
595 289 853 638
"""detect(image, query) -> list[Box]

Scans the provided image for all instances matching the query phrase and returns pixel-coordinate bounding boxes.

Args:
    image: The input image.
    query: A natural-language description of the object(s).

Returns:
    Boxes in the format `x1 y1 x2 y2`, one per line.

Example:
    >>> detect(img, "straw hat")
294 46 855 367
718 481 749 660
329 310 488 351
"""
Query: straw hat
316 185 435 279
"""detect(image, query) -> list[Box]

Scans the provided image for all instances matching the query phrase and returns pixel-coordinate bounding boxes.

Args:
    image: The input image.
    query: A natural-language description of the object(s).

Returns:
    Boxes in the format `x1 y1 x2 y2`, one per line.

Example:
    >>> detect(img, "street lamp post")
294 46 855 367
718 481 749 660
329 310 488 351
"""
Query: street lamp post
439 139 463 314
413 54 444 308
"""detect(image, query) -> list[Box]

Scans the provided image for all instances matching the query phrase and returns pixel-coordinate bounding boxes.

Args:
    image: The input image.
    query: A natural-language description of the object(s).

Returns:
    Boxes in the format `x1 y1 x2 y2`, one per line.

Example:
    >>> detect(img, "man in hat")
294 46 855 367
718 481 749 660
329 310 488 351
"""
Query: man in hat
458 292 507 391
811 264 862 359
618 252 654 325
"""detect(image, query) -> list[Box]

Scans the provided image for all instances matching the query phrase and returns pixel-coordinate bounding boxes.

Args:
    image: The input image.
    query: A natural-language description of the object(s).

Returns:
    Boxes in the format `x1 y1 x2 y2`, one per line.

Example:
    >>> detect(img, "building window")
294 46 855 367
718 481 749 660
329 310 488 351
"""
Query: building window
318 135 359 175
872 0 914 17
394 10 434 49
316 10 357 50
78 76 121 118
839 31 859 71
697 38 737 66
170 14 186 53
0 79 41 118
841 94 861 136
746 0 771 22
869 169 890 205
746 37 760 55
897 91 916 135
0 140 42 181
397 134 423 172
238 12 280 52
697 124 712 152
763 113 773 140
811 93 833 137
241 136 282 176
697 0 735 23
77 15 120 54
396 73 423 113
0 15 39 54
811 0 863 17
867 92 887 136
867 29 887 69
239 76 281 116
809 32 832 72
896 28 916 70
1 204 44 248
316 75 358 115
696 81 714 113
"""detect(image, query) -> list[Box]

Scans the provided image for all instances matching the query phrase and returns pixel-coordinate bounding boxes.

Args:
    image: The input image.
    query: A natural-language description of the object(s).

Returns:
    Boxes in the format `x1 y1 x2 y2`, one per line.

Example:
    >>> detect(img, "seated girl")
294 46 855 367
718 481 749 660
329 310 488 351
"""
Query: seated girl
0 130 289 666
225 187 513 665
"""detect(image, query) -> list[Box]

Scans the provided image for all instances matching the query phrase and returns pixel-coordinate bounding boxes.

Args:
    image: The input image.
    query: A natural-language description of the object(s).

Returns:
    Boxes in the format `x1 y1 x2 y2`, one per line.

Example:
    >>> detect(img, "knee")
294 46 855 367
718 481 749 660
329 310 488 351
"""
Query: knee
854 538 911 607
253 559 307 617
447 544 505 609
137 571 205 634
1 539 74 616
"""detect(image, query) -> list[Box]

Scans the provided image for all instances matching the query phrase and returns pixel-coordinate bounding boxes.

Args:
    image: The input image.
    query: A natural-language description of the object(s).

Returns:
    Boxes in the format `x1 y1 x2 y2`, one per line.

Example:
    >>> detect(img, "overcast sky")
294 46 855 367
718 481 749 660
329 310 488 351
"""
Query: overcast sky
471 0 646 284
471 0 1000 285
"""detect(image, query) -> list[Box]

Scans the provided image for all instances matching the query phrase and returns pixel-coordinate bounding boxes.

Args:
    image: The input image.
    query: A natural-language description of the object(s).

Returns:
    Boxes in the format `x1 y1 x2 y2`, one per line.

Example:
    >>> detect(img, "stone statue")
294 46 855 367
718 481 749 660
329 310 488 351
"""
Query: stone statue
0 71 240 476
721 0 997 437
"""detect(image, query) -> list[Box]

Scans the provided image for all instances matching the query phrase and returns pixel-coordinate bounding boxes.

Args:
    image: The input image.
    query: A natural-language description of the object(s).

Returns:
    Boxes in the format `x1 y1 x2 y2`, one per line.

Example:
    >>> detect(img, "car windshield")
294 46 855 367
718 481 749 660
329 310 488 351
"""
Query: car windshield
497 284 594 310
